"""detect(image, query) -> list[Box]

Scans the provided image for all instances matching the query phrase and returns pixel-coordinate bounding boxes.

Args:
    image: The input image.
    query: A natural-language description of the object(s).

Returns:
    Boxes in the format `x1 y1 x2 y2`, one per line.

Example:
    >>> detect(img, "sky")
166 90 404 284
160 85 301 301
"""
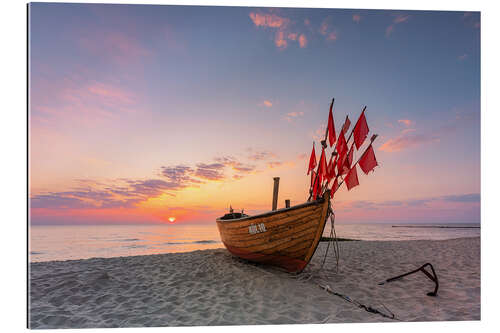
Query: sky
28 3 480 225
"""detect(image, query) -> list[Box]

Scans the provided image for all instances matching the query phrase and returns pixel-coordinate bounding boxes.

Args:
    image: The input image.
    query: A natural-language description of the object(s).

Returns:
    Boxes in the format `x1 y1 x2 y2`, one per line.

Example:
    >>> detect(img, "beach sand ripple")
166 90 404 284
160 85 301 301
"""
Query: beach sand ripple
29 237 480 328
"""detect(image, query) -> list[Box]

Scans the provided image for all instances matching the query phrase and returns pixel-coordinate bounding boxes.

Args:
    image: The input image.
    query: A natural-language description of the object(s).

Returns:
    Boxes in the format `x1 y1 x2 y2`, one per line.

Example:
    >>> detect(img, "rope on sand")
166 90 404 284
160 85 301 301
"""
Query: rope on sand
318 284 398 321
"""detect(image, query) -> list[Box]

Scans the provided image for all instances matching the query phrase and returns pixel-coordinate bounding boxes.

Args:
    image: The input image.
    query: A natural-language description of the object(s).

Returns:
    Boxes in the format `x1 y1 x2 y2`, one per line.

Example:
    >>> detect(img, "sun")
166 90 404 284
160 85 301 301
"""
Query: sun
168 217 176 223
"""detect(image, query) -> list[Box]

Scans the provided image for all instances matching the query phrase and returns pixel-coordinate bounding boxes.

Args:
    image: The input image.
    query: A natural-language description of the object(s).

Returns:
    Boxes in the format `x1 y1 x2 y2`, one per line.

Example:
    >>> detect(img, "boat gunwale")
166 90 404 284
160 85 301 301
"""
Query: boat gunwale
216 197 325 223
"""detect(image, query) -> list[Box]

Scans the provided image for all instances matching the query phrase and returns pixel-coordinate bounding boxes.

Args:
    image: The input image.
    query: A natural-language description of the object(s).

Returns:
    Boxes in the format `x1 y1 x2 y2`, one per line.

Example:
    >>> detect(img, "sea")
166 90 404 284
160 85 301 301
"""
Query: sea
29 223 480 263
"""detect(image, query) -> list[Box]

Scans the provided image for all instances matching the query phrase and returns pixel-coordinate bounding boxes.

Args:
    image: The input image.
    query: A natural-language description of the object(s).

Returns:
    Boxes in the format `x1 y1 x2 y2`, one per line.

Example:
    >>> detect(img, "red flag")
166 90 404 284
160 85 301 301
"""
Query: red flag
330 177 339 199
312 173 321 200
307 143 317 175
326 155 336 183
353 110 369 149
336 152 348 176
359 145 378 174
310 170 316 187
312 176 318 200
345 165 360 191
327 103 336 147
347 143 354 167
317 148 327 184
342 116 351 134
336 130 348 158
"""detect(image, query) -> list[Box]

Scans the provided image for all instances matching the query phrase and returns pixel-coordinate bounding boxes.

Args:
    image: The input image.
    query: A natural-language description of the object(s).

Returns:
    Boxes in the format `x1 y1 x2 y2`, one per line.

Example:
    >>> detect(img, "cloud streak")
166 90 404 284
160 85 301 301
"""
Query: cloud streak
31 153 266 211
379 133 439 152
336 193 480 215
386 13 411 38
249 12 289 28
398 119 413 127
249 10 310 50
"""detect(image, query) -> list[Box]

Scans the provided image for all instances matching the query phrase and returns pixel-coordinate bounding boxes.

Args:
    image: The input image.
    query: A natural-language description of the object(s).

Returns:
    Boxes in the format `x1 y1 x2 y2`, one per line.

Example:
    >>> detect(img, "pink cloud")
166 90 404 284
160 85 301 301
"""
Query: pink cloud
398 119 413 127
249 12 289 28
333 194 479 223
267 161 283 169
327 31 338 41
386 14 411 38
298 34 308 48
385 25 394 37
285 111 304 122
352 14 361 23
31 72 139 127
249 10 311 50
262 100 273 108
275 31 288 49
401 128 416 135
394 14 410 24
87 82 135 105
319 21 329 35
319 18 338 42
379 133 439 152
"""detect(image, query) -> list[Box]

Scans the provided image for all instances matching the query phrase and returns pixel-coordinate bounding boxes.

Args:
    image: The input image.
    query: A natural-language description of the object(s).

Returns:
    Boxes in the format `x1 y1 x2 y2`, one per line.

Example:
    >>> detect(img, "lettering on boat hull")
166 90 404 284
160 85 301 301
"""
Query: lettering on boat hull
249 223 267 234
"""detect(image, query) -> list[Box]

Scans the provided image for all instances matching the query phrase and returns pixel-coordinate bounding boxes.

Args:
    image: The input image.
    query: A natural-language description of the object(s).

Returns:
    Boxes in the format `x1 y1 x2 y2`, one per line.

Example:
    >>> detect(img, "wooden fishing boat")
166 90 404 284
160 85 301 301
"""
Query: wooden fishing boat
216 191 330 273
216 98 379 273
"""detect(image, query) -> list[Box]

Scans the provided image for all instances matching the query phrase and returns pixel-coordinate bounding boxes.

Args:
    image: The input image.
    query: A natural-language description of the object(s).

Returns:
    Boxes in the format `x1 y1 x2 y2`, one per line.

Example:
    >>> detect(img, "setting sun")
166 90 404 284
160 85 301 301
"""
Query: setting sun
168 217 176 223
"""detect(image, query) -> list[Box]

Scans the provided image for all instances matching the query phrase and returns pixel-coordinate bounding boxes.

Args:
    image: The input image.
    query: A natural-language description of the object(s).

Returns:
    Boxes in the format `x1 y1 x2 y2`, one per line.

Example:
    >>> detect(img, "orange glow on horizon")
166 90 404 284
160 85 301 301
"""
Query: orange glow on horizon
168 217 176 223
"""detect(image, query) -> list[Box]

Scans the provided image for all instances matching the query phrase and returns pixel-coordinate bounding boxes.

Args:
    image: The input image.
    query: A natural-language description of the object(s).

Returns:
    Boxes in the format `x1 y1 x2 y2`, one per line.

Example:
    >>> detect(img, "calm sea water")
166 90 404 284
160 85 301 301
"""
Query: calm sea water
29 223 480 262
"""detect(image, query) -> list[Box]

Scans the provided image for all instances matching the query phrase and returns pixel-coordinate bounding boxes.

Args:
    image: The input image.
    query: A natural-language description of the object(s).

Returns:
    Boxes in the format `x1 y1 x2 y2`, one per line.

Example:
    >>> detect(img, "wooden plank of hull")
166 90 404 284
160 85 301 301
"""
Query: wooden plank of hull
217 206 322 235
219 204 320 230
219 216 312 244
223 243 308 272
219 213 320 245
217 191 330 272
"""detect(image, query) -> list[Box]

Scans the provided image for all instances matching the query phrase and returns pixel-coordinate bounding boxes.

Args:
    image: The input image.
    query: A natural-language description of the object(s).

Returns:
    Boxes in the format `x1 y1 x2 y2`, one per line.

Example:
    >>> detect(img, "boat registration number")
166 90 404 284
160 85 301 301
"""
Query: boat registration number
249 223 267 234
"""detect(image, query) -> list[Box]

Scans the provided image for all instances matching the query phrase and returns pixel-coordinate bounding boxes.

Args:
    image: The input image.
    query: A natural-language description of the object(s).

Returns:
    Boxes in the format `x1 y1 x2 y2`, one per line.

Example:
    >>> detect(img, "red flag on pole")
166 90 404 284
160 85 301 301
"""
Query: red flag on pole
353 110 369 149
345 165 360 191
307 143 317 175
359 144 378 174
342 116 351 134
347 142 354 167
327 103 336 147
310 170 316 187
337 130 348 157
312 173 321 200
337 152 348 176
330 177 339 199
312 176 318 200
318 148 327 184
326 155 336 183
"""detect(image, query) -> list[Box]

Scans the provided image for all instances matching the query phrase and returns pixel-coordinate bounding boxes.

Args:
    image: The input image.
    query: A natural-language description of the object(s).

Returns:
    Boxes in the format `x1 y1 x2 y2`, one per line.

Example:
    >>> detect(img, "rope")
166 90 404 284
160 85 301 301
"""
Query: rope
320 205 340 271
319 284 398 321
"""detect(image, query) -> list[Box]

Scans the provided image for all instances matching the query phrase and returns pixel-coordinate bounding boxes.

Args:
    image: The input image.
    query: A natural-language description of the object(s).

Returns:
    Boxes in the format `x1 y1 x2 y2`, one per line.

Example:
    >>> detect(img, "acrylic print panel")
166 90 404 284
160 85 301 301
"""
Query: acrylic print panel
28 2 480 329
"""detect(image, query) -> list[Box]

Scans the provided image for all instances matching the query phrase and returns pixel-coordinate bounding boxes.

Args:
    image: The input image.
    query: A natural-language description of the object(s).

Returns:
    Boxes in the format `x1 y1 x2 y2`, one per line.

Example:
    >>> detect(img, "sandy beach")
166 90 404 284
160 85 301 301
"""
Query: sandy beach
29 237 480 328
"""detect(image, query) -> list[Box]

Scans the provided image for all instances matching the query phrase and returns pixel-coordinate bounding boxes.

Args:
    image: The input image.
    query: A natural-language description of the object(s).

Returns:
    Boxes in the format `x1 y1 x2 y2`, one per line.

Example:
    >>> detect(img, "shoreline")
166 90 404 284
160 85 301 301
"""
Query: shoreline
29 237 480 328
29 236 479 264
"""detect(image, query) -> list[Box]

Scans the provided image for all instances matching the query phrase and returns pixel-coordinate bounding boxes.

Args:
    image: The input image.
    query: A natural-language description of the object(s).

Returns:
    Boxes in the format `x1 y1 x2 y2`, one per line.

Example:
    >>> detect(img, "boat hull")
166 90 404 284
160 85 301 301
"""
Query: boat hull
216 192 330 272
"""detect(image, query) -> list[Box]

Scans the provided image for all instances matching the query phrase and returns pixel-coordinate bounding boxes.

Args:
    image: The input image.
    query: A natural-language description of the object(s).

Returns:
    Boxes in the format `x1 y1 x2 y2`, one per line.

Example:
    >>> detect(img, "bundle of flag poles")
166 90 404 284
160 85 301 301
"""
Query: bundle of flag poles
307 98 378 201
